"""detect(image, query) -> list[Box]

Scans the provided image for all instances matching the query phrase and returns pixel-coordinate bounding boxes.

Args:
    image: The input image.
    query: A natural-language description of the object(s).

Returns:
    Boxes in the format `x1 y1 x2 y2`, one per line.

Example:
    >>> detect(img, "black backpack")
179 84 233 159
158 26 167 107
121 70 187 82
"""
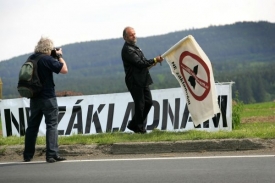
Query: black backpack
17 54 45 98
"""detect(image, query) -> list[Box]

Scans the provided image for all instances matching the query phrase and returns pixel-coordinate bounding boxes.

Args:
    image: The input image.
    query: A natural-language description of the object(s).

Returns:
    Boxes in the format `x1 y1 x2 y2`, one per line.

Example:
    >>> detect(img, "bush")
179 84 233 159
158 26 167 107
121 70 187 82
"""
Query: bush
232 91 244 129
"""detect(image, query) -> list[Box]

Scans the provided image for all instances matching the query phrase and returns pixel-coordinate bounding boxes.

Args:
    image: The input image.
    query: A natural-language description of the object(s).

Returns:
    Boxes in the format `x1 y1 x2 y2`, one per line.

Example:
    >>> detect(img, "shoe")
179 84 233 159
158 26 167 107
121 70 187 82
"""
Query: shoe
24 157 32 162
127 124 147 134
138 129 147 134
46 158 56 163
135 127 147 134
54 156 66 161
127 123 139 133
46 156 66 163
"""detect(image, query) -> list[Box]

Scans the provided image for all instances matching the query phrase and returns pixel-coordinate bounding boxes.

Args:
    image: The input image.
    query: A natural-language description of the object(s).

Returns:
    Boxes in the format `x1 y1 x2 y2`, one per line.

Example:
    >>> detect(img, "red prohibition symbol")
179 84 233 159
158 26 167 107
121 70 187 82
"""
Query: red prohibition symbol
179 51 211 101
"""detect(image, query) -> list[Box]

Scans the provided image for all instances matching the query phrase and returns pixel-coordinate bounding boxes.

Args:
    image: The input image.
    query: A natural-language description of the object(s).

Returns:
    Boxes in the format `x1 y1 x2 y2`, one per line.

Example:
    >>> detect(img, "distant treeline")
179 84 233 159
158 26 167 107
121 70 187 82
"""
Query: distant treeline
0 21 275 103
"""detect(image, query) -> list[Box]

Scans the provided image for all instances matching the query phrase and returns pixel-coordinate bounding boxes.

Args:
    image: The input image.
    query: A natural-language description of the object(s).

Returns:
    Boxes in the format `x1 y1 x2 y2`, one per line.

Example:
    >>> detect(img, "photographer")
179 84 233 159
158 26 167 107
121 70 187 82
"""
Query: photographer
23 37 68 163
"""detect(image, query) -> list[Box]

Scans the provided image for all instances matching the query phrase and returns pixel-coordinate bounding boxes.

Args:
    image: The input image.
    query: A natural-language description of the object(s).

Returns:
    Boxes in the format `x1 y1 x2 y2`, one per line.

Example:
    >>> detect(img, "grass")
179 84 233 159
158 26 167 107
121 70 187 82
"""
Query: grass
0 123 274 146
0 101 274 146
241 102 275 118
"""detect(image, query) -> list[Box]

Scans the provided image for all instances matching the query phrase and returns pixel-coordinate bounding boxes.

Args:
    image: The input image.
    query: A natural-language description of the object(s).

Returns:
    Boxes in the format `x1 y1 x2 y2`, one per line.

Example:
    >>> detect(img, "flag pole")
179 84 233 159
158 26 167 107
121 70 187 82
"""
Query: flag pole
161 35 191 58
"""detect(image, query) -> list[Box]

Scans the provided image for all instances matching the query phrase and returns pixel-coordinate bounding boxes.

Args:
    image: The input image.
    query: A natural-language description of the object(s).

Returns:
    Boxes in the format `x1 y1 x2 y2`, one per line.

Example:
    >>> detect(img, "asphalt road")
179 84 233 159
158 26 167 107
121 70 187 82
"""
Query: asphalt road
0 153 274 183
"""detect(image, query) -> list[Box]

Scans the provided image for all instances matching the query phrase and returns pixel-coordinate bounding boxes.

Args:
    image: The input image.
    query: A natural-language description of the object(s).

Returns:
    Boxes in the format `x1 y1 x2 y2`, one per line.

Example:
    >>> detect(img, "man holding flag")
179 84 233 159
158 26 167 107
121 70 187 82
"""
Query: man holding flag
121 26 163 133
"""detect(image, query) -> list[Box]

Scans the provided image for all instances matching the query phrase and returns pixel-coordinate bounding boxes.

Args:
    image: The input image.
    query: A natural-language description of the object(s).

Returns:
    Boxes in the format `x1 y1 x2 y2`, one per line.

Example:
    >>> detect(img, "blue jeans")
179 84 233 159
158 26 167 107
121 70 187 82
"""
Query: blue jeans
23 97 59 159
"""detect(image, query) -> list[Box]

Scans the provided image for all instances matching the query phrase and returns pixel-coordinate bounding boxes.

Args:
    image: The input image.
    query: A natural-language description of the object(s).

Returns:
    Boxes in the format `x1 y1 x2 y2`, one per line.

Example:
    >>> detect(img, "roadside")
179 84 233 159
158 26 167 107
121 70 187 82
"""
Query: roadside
1 110 275 162
1 138 274 162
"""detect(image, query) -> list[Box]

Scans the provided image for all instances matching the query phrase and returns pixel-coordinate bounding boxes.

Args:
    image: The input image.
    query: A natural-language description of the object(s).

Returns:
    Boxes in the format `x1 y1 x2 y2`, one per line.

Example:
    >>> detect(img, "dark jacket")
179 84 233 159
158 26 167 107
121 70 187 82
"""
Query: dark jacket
121 42 155 89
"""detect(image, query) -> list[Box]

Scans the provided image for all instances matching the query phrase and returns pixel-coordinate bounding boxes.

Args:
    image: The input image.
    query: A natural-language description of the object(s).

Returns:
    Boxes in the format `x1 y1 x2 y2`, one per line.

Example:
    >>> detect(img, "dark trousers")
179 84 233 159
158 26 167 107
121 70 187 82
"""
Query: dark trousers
23 97 59 159
128 85 153 131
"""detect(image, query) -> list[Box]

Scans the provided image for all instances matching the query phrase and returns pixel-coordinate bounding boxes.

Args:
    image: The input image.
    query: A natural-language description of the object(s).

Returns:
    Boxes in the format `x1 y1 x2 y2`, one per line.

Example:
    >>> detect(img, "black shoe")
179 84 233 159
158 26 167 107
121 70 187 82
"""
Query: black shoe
54 156 66 161
24 157 32 162
46 158 56 163
46 156 66 163
135 127 147 134
127 124 138 133
127 124 147 134
138 129 147 134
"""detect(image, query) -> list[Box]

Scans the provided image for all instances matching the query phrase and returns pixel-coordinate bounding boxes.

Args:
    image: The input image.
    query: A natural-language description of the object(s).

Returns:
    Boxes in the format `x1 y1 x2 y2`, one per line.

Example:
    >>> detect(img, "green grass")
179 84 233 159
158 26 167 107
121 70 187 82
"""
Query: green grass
241 102 275 118
0 102 275 146
0 122 274 146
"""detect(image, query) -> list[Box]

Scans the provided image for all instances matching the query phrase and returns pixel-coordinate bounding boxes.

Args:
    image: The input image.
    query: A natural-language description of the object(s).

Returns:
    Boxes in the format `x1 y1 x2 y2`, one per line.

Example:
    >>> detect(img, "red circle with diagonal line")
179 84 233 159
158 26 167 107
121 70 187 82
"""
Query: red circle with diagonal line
179 51 211 101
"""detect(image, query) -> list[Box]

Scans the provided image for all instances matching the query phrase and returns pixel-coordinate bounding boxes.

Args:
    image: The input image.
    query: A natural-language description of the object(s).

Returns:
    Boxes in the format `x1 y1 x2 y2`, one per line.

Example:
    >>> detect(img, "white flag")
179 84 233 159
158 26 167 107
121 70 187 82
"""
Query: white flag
162 35 220 126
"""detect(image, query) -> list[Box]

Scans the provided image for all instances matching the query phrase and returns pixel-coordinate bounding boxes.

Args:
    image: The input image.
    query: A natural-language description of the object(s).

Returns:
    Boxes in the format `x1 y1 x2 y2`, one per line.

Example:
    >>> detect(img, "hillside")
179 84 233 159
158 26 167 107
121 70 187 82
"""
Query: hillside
0 21 275 103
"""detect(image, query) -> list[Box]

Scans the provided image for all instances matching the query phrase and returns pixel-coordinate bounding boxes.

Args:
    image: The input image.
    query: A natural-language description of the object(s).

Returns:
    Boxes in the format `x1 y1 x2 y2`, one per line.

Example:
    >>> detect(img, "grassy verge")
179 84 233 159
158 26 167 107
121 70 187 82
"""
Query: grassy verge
0 102 274 146
0 122 274 146
241 102 275 118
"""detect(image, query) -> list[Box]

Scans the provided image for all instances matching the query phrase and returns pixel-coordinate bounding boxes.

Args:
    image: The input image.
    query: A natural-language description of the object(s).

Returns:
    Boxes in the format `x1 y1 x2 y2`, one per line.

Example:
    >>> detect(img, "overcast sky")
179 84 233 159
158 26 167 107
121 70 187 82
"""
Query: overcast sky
0 0 274 61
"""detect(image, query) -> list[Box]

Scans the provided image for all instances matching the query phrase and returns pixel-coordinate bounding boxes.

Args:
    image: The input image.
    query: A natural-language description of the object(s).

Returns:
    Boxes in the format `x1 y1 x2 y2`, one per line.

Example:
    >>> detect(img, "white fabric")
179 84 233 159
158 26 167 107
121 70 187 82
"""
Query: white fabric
162 35 220 126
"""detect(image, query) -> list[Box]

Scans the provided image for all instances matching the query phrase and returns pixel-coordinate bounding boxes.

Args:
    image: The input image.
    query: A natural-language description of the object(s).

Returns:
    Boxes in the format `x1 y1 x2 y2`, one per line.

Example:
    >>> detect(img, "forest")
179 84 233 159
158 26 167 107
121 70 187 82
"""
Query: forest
0 21 274 104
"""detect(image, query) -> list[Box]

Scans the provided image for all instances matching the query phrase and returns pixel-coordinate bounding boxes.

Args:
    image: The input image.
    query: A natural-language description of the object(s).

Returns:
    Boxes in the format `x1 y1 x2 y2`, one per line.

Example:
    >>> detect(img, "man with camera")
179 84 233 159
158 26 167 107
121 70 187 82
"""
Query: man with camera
23 37 68 163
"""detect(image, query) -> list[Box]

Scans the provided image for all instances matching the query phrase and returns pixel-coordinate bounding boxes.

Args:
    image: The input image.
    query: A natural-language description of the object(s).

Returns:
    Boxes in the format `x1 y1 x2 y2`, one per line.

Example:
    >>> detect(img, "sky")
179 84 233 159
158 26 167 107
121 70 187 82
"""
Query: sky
0 0 274 61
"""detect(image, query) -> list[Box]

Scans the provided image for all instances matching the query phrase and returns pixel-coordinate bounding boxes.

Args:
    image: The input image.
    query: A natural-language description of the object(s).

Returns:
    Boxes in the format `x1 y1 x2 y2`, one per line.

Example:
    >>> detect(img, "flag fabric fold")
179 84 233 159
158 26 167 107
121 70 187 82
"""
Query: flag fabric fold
162 35 220 126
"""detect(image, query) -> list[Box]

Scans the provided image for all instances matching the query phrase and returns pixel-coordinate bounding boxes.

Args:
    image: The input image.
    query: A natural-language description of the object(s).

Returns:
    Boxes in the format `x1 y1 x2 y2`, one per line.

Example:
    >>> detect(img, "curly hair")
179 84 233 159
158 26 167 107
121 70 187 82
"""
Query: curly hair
34 37 54 54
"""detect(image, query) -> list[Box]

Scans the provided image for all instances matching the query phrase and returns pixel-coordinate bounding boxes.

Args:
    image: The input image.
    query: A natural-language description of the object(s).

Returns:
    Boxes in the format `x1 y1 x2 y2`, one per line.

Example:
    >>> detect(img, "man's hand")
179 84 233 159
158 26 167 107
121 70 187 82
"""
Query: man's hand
155 56 163 62
155 55 164 66
56 48 63 55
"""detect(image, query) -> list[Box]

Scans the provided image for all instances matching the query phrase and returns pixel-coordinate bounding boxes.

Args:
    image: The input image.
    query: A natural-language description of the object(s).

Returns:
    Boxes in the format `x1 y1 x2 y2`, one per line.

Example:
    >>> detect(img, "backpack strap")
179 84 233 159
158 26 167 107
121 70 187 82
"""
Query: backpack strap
32 53 46 85
32 53 46 62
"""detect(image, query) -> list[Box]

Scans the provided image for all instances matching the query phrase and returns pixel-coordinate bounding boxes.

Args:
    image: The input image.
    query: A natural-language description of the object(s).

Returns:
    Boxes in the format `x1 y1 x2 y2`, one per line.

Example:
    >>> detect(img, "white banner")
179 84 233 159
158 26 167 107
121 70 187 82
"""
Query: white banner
0 84 233 137
162 35 220 126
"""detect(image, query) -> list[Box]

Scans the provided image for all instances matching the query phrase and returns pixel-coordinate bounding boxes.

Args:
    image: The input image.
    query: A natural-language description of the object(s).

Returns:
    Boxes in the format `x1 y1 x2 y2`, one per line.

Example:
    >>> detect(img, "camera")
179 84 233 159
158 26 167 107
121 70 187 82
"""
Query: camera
50 47 61 59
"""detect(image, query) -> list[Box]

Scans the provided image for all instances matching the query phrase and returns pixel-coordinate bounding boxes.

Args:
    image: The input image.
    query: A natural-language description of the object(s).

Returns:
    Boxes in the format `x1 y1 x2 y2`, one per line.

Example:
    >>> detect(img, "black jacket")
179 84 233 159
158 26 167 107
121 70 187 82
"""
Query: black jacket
121 42 155 89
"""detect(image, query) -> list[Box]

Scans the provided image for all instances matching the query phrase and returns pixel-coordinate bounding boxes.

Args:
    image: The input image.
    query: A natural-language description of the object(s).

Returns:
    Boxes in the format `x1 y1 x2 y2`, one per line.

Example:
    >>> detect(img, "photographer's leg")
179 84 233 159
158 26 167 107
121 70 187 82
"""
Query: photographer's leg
23 99 43 161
